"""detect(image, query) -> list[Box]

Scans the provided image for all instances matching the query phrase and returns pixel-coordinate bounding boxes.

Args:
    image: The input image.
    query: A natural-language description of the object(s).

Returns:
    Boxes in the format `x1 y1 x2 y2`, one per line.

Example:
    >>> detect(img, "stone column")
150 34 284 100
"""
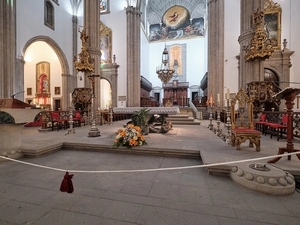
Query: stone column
62 74 74 110
126 6 141 107
84 0 101 110
0 0 16 99
207 0 224 106
238 0 265 89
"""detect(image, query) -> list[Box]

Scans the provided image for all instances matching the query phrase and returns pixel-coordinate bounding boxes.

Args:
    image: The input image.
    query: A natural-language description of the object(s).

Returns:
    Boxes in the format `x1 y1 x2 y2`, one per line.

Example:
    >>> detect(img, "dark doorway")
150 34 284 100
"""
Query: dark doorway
192 92 198 100
54 99 61 111
154 93 160 103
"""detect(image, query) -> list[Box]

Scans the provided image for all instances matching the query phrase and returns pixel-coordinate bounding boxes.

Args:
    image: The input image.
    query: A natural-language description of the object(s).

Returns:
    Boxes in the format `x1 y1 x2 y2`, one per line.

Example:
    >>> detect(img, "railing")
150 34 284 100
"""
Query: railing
40 110 131 130
189 100 202 120
261 111 300 138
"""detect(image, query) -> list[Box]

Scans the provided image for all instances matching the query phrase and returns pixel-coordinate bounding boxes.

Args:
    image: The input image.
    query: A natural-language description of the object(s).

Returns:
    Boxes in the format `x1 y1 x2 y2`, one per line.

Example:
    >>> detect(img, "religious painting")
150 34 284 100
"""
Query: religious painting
170 45 182 76
149 6 204 42
100 0 110 14
27 88 32 96
100 21 112 63
55 87 60 95
264 1 281 49
36 62 50 94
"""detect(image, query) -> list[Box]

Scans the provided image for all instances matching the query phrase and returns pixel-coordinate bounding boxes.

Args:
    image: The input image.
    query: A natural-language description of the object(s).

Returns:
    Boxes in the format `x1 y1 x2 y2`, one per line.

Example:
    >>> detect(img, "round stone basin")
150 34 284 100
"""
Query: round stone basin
230 163 295 195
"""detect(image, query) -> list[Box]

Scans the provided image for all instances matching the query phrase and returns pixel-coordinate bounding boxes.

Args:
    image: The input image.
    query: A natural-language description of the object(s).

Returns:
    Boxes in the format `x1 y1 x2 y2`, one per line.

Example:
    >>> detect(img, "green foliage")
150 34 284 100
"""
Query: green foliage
132 107 151 127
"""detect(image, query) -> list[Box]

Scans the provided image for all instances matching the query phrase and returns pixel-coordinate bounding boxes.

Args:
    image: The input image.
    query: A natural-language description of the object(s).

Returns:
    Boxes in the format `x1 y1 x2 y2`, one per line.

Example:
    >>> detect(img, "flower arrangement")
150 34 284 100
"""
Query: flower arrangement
113 124 147 148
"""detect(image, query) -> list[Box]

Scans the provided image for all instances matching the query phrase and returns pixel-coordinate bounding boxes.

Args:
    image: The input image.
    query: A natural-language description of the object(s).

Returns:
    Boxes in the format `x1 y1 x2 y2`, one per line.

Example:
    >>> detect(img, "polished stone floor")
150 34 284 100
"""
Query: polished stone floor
0 120 300 224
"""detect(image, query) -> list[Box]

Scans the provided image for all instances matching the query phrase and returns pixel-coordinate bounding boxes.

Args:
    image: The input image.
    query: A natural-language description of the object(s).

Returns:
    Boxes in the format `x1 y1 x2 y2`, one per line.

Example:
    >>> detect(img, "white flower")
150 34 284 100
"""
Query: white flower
139 141 142 145
116 135 120 139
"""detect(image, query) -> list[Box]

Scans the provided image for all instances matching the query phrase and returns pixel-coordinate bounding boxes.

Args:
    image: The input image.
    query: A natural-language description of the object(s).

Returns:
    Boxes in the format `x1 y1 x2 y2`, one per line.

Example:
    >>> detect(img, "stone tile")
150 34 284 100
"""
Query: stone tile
178 210 219 225
137 205 179 225
240 192 295 216
102 191 163 207
17 187 57 204
0 184 32 200
180 185 214 205
0 200 51 224
100 218 136 225
70 196 112 217
102 201 143 223
235 208 300 225
121 179 153 196
35 208 103 225
41 192 82 210
209 189 252 210
161 199 236 218
217 216 268 225
148 182 181 201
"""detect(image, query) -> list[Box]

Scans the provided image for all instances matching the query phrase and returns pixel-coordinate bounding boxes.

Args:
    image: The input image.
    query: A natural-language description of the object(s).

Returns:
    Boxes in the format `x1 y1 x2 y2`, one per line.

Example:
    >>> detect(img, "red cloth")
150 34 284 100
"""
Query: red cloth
60 172 74 193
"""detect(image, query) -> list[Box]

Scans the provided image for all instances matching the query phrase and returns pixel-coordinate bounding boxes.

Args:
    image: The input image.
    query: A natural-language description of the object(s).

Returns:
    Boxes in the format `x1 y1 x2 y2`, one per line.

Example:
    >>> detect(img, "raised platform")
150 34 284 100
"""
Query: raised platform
113 107 180 115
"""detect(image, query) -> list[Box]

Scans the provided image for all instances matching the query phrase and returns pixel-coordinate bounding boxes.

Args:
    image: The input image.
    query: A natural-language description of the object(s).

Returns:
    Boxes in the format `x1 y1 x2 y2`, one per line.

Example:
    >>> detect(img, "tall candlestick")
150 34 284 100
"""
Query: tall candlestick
227 88 230 100
70 93 72 106
217 94 220 103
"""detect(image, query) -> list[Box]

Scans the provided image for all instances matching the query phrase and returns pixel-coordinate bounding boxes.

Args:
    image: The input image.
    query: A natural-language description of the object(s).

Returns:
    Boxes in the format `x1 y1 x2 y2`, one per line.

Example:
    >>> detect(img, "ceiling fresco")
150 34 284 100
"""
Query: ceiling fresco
140 0 207 42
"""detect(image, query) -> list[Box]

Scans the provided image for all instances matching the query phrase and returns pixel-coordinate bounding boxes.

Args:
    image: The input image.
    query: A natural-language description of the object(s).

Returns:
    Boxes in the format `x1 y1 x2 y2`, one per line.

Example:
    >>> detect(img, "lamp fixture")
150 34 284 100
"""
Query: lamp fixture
156 44 175 84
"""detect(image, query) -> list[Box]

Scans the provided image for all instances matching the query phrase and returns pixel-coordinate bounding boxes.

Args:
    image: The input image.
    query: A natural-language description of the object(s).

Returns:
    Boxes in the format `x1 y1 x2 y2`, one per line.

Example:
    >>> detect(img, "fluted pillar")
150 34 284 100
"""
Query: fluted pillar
238 0 264 89
207 0 224 105
126 6 141 107
84 0 101 110
0 0 16 99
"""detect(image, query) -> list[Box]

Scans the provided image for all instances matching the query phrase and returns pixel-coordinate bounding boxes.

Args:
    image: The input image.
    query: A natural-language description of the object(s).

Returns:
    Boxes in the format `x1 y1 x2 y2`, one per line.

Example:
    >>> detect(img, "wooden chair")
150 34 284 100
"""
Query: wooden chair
253 113 268 133
231 88 262 151
50 111 67 131
266 114 288 141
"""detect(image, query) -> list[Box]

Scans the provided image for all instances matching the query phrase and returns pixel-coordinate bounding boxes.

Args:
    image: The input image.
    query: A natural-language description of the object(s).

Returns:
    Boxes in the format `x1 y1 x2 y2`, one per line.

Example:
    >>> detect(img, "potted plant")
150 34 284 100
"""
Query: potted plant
132 107 151 134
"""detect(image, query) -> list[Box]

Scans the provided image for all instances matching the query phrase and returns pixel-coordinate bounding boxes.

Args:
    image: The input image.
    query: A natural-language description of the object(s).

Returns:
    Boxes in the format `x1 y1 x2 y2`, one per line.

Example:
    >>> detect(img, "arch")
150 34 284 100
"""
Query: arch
100 78 112 109
264 68 279 86
22 36 70 75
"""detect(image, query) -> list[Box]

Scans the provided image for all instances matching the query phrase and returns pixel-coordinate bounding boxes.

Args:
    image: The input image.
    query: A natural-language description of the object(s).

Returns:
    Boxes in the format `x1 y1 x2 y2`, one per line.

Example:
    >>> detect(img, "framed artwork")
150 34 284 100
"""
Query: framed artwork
55 87 60 95
100 21 112 63
27 88 32 96
264 1 281 49
100 0 110 14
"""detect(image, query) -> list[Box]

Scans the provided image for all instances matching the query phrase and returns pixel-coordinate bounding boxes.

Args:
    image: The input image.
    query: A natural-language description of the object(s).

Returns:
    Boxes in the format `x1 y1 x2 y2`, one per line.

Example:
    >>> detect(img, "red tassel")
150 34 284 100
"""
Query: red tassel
60 172 74 193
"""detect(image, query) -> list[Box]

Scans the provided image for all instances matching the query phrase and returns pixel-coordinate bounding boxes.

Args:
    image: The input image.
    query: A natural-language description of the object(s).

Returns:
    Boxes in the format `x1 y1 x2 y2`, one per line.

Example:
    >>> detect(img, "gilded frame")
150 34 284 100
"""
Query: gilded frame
100 0 110 14
54 86 60 95
27 87 32 96
100 21 112 63
264 1 282 49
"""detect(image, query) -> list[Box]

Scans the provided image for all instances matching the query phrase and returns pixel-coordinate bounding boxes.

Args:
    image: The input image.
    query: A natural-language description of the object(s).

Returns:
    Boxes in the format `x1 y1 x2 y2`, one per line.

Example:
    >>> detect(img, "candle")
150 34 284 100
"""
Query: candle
217 94 220 103
227 88 230 100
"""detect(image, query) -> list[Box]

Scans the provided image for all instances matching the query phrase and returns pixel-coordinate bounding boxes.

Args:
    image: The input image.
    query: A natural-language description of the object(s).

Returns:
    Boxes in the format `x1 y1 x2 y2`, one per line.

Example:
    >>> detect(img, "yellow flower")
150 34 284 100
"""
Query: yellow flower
129 139 137 146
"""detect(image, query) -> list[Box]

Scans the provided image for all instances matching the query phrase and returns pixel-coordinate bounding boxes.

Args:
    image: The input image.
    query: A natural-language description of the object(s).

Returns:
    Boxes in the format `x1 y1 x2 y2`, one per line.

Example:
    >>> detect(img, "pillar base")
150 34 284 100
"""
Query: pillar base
88 128 101 137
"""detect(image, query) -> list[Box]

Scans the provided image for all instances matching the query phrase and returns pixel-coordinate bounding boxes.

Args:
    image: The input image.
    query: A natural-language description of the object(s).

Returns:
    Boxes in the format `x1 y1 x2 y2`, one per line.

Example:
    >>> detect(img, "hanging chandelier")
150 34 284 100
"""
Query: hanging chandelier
156 44 175 84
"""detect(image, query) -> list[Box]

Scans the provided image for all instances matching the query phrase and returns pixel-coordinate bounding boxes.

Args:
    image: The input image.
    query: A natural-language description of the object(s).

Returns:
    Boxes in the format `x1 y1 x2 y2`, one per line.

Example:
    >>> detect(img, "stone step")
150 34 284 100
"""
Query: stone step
170 121 201 125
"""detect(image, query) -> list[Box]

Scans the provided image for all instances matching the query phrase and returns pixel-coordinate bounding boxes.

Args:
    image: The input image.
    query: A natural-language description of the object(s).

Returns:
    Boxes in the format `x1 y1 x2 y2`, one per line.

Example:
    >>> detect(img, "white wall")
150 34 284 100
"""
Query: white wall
279 0 300 87
147 38 207 97
100 0 127 102
16 0 74 71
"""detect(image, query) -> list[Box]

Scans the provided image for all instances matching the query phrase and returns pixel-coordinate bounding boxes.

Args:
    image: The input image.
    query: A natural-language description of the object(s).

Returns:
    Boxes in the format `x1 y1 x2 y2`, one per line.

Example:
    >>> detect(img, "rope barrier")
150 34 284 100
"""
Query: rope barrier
0 152 299 174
